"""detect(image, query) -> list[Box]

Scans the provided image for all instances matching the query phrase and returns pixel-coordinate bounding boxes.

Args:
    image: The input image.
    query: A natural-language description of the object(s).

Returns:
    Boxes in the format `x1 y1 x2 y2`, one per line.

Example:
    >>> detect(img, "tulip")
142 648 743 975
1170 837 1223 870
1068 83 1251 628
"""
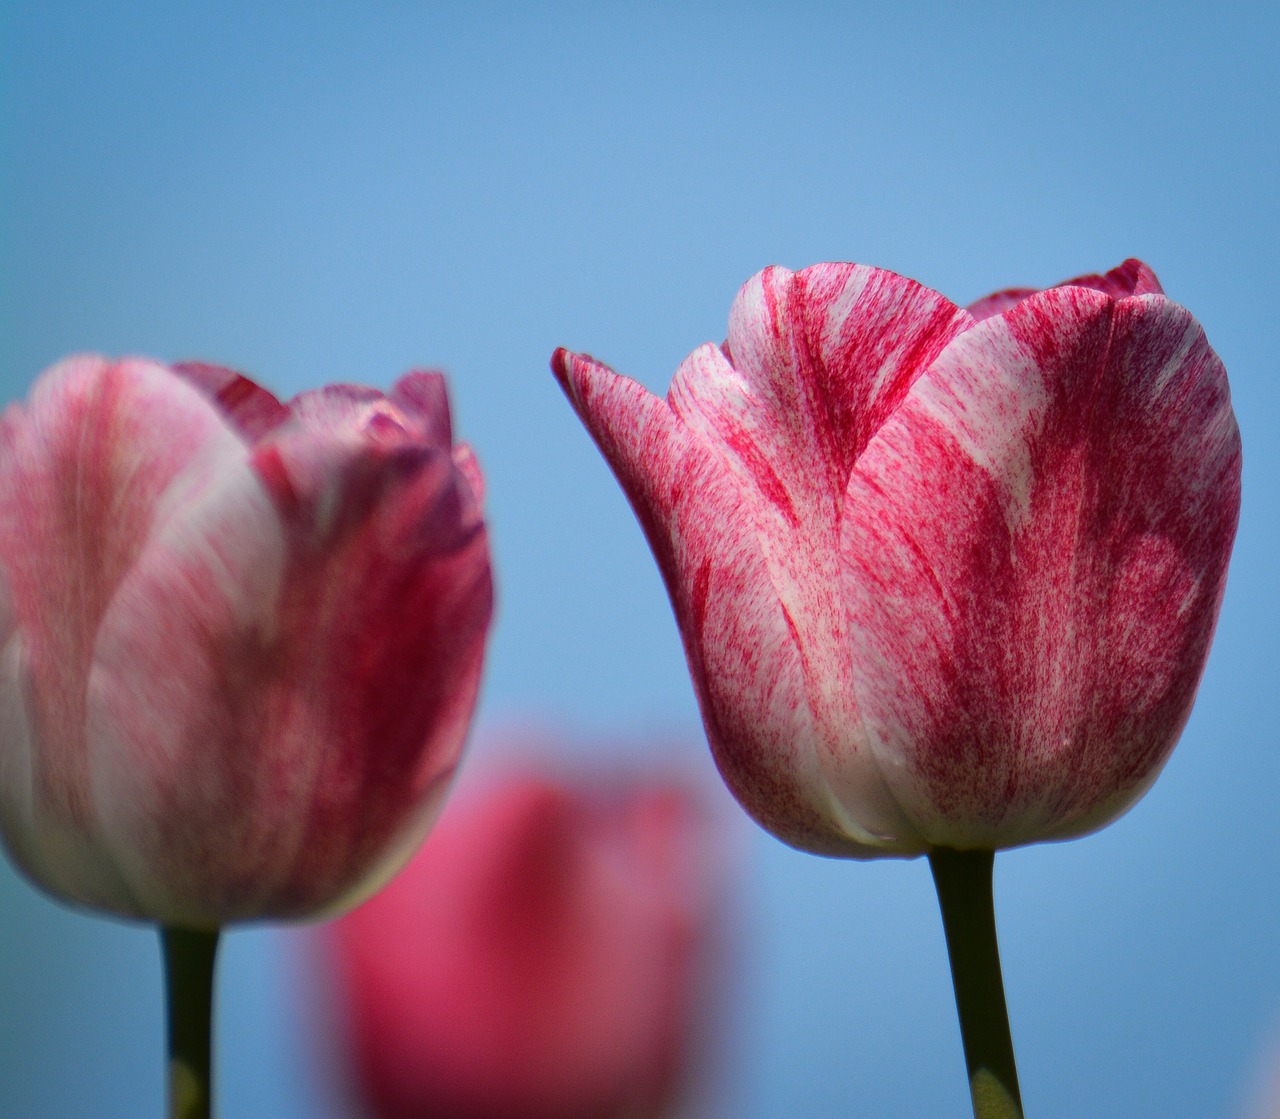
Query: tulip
553 259 1240 1118
0 355 494 1118
553 258 1238 856
325 770 715 1119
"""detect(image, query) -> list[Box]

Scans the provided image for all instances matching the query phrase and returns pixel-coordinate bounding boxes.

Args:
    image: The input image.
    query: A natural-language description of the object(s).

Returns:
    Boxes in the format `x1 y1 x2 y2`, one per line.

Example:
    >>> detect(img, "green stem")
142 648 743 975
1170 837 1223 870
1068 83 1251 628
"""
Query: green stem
928 848 1024 1119
161 925 221 1119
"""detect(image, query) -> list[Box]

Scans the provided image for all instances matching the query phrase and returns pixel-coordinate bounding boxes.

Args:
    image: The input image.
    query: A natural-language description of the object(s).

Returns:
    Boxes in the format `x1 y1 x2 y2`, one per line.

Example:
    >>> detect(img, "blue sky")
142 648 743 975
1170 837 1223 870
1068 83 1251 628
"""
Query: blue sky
2 4 1278 1117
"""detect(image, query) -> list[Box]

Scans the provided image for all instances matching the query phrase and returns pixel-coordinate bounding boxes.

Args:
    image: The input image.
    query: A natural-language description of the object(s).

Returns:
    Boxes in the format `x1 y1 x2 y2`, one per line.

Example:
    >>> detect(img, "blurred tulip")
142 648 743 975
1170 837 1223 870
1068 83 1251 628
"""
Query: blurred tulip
554 259 1240 856
0 355 494 927
326 770 717 1119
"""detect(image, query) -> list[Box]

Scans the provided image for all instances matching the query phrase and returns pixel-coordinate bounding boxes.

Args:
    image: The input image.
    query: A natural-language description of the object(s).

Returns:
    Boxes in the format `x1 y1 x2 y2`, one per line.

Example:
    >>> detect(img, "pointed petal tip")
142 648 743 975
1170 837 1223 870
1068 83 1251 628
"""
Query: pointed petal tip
392 368 449 403
1064 257 1165 299
550 347 621 406
967 258 1166 322
550 347 600 395
390 369 453 447
1115 257 1164 294
550 349 578 409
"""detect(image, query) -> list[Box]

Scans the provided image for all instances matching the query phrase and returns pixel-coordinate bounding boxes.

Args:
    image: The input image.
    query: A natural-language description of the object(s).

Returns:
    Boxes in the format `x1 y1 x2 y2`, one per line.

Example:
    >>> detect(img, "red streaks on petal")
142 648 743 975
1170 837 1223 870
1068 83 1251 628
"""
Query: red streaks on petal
705 408 799 528
966 258 1164 322
966 287 1039 323
846 285 1239 847
248 442 302 513
142 429 495 920
552 347 903 854
172 360 289 441
674 265 973 523
690 558 712 649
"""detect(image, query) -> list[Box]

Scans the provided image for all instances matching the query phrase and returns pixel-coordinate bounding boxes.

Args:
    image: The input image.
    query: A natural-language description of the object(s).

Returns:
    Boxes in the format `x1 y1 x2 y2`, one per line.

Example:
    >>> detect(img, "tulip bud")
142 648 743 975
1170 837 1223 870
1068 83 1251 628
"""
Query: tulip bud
0 355 494 926
553 260 1240 856
324 770 717 1119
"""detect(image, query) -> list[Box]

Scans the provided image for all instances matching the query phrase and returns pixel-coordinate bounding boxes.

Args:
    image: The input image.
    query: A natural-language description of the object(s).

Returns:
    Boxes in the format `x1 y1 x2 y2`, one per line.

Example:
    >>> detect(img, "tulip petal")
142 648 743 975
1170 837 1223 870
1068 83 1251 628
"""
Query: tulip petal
965 287 1040 324
681 263 973 511
555 348 899 854
0 575 138 912
172 360 291 440
663 266 972 850
85 394 492 923
967 258 1164 322
0 355 263 912
83 444 288 921
390 369 455 447
1062 257 1164 300
843 285 1241 847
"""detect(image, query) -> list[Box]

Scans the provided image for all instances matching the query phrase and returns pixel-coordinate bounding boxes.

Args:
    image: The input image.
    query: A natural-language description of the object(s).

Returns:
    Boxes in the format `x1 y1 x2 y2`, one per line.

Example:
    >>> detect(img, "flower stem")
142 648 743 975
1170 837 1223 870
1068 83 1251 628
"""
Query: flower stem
928 848 1024 1119
161 925 221 1119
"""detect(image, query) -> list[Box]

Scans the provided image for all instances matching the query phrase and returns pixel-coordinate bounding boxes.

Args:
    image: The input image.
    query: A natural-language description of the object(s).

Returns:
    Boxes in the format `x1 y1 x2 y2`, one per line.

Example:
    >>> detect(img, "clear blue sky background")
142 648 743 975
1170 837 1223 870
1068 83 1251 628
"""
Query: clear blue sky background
2 4 1278 1117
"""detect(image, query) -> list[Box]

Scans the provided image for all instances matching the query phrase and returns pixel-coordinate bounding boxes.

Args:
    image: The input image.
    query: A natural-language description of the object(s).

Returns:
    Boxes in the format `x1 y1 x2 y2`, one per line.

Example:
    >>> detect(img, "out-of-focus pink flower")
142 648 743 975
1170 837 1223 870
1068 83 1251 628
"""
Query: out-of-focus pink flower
327 771 715 1119
554 259 1240 856
0 355 493 926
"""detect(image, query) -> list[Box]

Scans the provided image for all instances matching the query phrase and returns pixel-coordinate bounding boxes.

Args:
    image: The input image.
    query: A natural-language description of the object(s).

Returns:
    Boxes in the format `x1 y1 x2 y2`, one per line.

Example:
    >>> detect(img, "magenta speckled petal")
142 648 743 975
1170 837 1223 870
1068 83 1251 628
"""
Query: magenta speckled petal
553 347 869 852
844 283 1239 849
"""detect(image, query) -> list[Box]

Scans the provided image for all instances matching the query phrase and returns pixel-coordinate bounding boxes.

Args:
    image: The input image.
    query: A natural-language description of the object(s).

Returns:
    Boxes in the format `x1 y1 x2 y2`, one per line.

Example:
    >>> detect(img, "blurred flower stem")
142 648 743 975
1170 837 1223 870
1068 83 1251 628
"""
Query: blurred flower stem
929 849 1023 1119
161 926 220 1119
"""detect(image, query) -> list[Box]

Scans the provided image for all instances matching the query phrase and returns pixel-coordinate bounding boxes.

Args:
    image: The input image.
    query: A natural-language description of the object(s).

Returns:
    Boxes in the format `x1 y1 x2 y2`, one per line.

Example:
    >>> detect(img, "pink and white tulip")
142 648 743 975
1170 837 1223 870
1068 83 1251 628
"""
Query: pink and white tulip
554 259 1240 856
0 356 493 925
